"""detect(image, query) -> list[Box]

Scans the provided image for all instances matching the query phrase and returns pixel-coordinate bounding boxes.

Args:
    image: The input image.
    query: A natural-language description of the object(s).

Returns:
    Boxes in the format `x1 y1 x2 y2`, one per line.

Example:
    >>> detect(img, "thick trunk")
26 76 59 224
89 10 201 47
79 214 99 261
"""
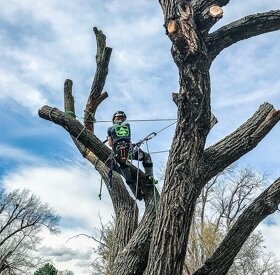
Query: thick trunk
145 69 210 274
145 2 212 274
111 189 159 275
145 41 211 275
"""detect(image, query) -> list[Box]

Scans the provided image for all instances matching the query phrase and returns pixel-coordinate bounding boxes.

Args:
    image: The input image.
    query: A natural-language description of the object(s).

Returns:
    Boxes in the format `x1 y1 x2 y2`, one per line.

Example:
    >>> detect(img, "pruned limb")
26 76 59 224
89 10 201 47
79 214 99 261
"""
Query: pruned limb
207 10 280 61
203 103 280 184
191 0 230 11
64 79 75 117
197 5 223 34
194 177 280 275
84 27 112 132
191 0 229 33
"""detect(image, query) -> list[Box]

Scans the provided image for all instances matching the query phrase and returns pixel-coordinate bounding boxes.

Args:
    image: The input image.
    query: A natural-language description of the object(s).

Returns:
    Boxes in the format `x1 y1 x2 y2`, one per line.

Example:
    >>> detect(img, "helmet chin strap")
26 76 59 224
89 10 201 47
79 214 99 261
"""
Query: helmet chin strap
114 119 123 124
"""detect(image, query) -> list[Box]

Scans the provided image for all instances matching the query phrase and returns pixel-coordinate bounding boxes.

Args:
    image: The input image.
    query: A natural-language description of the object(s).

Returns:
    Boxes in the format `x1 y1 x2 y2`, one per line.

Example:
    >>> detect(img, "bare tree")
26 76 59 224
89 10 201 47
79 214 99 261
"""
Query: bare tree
90 219 116 275
0 189 60 274
184 166 280 275
38 1 280 275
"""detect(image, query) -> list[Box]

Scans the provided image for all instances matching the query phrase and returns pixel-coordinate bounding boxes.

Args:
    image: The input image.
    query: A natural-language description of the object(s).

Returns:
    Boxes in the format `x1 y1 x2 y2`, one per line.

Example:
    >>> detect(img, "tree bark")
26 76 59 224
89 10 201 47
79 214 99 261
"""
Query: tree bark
207 10 280 61
202 103 280 184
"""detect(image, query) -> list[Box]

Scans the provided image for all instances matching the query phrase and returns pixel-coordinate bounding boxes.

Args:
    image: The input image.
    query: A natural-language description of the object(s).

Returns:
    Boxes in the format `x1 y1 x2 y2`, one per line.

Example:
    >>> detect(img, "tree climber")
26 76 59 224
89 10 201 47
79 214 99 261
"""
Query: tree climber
107 111 157 197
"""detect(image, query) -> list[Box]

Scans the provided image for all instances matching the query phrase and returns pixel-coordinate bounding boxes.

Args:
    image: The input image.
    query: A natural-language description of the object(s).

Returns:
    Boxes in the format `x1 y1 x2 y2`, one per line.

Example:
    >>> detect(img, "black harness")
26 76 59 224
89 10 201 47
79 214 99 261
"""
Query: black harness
113 140 131 164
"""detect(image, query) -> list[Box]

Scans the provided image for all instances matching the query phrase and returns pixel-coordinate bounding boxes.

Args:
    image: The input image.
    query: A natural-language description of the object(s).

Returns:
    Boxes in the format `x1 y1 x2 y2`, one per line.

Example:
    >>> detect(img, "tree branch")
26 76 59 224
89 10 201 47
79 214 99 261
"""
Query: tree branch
191 1 228 33
194 177 280 275
191 0 230 11
84 27 112 132
202 102 280 184
207 10 280 61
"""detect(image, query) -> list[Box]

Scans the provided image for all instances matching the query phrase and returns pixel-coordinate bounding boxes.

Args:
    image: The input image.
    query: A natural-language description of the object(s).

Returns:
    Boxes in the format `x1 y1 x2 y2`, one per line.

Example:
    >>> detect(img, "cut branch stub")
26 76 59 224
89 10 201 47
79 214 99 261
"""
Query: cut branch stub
93 27 106 65
167 20 177 34
167 2 200 62
199 5 223 34
209 5 223 18
64 79 75 118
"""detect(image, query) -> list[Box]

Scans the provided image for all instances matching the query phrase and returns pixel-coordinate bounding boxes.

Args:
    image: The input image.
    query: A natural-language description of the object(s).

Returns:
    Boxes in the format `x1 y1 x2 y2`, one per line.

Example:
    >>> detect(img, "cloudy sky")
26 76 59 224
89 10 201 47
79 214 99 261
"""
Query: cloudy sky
0 0 279 274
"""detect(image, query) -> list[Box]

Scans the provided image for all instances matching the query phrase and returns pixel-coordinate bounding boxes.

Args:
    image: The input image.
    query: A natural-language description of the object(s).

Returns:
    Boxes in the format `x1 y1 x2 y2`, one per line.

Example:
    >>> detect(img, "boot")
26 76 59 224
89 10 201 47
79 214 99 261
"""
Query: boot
144 166 158 185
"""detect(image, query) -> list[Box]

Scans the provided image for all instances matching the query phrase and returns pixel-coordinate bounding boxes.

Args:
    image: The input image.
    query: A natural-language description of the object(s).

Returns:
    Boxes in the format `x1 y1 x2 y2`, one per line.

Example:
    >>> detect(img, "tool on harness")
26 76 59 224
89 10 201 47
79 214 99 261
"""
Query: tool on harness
98 178 103 200
107 153 118 189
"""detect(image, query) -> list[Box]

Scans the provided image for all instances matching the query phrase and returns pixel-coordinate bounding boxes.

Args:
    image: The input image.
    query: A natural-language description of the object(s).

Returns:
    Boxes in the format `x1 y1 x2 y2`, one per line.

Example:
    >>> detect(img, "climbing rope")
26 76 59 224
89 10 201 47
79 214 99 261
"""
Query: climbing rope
144 140 158 210
149 150 170 154
135 146 141 202
95 118 176 123
65 110 96 122
65 110 176 123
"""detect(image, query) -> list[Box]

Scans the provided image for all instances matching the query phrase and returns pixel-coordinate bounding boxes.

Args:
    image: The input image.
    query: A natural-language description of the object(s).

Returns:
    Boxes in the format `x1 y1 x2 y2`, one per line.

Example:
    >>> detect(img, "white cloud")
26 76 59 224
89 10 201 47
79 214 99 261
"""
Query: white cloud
0 143 42 164
258 213 280 259
1 163 114 274
2 165 113 229
0 70 49 114
38 228 97 274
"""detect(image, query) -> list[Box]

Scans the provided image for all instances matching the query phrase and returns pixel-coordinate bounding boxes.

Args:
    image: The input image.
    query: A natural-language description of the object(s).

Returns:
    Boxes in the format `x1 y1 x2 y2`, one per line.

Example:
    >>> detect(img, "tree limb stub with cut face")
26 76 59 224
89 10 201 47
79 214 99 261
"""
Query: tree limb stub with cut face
38 2 280 275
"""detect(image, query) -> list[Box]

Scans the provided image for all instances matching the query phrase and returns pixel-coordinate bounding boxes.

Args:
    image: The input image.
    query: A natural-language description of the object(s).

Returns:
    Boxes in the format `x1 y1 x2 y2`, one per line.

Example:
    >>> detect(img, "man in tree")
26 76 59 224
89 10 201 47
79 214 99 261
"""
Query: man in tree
107 111 156 199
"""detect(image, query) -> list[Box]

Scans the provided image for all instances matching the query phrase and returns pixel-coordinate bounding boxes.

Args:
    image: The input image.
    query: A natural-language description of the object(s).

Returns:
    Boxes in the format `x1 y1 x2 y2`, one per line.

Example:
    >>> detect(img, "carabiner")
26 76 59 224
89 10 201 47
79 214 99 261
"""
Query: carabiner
144 132 157 141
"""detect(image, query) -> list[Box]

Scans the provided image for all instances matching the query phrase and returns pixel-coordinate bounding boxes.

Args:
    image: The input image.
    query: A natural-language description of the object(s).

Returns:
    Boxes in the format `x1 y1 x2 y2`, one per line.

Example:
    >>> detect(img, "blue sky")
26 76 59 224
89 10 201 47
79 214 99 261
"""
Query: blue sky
0 1 279 274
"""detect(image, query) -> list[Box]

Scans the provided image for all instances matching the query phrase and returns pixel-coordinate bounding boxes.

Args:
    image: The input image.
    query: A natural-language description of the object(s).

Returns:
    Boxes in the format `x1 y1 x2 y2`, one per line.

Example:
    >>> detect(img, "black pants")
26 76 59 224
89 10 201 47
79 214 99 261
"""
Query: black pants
113 141 153 180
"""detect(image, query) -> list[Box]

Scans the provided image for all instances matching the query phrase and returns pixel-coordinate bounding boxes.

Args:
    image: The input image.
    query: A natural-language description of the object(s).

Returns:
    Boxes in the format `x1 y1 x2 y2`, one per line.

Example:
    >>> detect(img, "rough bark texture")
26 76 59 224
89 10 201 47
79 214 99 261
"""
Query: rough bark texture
207 10 280 61
38 2 280 275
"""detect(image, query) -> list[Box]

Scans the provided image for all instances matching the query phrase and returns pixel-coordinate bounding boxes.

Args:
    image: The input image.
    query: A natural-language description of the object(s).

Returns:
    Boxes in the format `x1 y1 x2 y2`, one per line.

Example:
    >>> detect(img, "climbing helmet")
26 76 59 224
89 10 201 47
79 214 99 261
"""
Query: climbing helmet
112 111 126 122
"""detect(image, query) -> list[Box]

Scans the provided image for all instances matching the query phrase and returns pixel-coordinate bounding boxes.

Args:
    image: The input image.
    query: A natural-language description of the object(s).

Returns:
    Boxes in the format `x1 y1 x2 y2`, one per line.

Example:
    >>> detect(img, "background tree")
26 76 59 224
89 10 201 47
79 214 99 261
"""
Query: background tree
0 189 60 274
34 263 75 275
34 263 58 275
38 1 280 274
184 166 280 275
58 271 75 275
90 219 116 275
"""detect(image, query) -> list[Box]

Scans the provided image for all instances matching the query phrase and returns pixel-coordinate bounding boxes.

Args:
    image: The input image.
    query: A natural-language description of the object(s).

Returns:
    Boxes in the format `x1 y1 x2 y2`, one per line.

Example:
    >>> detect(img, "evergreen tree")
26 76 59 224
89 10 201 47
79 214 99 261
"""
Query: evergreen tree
34 263 58 275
